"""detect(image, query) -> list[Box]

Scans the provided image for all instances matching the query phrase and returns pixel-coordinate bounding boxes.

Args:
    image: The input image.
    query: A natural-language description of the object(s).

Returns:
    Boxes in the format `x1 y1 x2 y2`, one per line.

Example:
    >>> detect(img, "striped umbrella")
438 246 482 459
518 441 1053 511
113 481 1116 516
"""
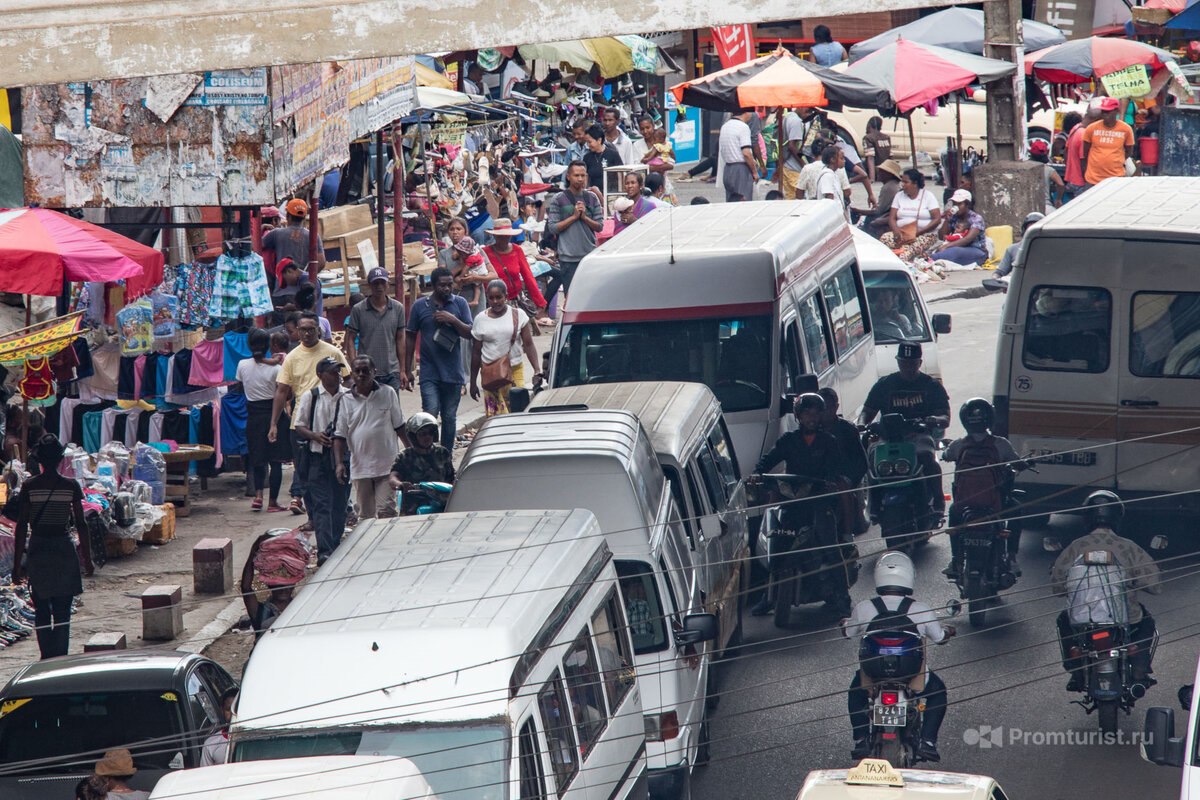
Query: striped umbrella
0 207 163 297
844 38 1016 113
1025 37 1177 83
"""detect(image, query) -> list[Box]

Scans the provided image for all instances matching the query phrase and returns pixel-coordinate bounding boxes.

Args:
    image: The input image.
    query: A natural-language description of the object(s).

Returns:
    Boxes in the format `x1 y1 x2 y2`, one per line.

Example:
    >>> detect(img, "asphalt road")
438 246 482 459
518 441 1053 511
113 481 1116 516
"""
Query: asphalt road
694 291 1198 800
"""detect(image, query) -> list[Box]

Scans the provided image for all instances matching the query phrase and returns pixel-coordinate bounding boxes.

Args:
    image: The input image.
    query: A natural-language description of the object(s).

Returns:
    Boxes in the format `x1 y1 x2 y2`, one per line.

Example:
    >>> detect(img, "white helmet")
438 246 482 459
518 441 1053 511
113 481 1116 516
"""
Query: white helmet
874 551 914 595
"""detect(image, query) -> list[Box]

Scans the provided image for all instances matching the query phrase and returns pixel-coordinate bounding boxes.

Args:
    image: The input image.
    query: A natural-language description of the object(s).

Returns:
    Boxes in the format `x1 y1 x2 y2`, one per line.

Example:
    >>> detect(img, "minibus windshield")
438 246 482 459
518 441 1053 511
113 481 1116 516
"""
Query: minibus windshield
233 724 509 799
556 315 772 412
864 272 929 343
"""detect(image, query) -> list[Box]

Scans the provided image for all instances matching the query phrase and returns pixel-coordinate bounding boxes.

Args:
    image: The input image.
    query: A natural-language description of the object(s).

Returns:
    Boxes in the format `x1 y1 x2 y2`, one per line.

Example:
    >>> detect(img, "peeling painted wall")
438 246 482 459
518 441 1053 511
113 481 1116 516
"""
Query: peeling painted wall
0 0 967 89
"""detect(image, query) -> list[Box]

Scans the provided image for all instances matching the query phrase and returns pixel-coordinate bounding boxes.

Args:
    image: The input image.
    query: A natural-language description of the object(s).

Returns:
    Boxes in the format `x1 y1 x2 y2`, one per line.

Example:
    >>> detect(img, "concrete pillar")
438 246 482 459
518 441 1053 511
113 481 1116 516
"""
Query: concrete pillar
973 161 1046 237
142 585 184 641
984 0 1027 163
193 537 234 595
84 632 127 652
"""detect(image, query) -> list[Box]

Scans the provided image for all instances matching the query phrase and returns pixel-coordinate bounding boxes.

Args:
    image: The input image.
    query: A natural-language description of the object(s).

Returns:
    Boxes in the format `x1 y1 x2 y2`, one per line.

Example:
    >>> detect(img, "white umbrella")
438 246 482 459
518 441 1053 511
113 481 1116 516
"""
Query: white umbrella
416 86 472 109
517 41 595 72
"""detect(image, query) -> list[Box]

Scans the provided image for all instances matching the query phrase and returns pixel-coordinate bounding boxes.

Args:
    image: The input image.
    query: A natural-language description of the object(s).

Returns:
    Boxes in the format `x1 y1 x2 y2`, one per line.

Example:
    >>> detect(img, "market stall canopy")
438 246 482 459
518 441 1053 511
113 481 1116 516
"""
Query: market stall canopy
849 7 1067 61
0 208 163 297
415 62 453 89
416 86 474 109
670 49 892 111
518 41 596 73
1025 36 1177 82
844 39 1016 112
0 0 966 88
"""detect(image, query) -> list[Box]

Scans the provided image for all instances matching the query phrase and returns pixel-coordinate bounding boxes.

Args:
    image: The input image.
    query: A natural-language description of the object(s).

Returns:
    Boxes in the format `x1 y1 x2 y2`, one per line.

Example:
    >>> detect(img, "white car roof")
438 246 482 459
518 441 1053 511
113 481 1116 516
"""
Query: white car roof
798 767 996 800
148 756 435 800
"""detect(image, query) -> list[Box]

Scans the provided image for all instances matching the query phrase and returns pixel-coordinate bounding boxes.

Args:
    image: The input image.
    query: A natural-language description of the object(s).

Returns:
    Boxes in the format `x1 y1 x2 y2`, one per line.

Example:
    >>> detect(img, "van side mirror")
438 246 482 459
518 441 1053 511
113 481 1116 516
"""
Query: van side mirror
1182 684 1194 711
676 613 718 646
1143 707 1186 767
932 313 951 335
509 387 531 413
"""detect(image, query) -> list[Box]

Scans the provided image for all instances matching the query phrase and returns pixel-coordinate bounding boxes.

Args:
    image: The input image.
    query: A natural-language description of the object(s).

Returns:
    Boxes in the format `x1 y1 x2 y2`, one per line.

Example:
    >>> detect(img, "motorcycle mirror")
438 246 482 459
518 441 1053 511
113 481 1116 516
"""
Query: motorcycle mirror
981 278 1008 293
1042 535 1063 553
1150 535 1169 551
944 599 962 618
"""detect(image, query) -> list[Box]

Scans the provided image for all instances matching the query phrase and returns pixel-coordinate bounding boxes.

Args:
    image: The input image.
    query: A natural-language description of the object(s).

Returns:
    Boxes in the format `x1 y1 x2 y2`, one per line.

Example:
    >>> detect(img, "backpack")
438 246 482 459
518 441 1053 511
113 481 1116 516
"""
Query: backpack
866 596 920 634
1066 550 1129 628
951 436 1003 513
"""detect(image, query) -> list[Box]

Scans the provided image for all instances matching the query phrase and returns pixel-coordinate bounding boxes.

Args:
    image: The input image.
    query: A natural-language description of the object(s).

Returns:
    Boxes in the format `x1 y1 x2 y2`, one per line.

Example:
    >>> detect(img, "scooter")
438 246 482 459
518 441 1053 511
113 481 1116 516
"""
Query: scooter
858 603 959 767
749 474 859 628
400 482 453 515
864 414 943 551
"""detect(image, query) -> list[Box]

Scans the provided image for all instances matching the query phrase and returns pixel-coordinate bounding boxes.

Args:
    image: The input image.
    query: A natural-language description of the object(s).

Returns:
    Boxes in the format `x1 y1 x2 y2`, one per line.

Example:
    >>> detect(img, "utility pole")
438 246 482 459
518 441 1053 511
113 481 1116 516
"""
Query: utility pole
975 0 1042 232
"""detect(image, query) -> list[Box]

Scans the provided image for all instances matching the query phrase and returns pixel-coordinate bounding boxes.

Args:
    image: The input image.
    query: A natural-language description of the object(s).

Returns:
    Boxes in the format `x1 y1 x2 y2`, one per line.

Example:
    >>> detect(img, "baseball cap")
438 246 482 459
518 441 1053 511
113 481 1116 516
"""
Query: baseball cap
285 198 309 217
949 189 973 204
1099 97 1120 112
367 267 389 284
315 356 342 374
1029 139 1050 156
897 342 923 360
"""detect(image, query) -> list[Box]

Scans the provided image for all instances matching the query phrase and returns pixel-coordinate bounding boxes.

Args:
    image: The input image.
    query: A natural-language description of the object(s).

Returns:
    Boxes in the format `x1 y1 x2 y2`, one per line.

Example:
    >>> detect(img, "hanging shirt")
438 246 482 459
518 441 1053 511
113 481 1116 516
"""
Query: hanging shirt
212 252 273 321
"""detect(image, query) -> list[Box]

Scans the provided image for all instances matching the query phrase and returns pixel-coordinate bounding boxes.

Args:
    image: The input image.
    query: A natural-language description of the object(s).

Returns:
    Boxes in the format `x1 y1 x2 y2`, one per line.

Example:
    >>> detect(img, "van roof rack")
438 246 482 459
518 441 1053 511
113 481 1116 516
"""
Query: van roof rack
528 403 590 413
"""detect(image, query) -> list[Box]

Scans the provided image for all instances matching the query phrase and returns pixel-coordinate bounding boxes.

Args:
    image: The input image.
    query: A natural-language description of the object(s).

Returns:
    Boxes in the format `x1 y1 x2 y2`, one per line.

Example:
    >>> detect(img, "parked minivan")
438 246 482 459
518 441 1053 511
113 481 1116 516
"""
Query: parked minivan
550 200 878 476
446 409 716 800
150 755 436 799
855 230 951 382
993 177 1200 520
530 381 749 659
231 509 649 800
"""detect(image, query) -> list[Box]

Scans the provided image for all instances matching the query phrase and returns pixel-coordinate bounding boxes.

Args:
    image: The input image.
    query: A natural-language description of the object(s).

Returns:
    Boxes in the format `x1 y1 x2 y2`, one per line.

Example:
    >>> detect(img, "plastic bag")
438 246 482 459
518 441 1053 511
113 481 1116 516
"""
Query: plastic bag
131 443 166 485
93 457 120 494
123 480 152 505
99 442 130 481
135 502 164 529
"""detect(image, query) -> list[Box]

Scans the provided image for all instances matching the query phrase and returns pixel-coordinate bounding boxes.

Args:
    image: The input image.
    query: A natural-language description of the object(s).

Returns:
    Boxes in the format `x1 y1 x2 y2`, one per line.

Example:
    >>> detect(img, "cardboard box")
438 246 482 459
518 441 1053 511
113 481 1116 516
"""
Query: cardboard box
318 205 373 240
143 503 176 545
105 537 138 558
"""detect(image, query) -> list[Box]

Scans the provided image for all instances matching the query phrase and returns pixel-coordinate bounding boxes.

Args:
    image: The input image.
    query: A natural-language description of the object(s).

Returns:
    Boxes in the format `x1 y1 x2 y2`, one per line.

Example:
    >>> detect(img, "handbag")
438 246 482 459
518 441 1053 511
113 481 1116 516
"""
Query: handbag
480 309 519 392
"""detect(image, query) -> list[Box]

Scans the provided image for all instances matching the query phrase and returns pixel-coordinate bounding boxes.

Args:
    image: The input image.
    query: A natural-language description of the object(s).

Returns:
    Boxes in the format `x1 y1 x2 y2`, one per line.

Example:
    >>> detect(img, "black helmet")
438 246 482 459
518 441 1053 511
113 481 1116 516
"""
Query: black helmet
1083 490 1124 530
959 398 994 434
793 392 826 416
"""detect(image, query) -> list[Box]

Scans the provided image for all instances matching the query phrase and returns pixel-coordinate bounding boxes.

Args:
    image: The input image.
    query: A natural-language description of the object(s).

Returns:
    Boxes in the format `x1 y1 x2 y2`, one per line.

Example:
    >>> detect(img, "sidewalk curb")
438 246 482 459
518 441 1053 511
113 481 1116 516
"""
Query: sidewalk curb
180 598 245 656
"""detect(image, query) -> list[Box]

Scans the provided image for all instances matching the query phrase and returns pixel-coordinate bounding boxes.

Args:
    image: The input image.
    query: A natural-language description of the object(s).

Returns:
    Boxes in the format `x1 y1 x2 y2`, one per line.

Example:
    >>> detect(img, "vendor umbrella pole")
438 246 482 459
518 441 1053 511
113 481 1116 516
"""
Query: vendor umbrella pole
393 127 405 304
907 113 919 170
776 106 785 195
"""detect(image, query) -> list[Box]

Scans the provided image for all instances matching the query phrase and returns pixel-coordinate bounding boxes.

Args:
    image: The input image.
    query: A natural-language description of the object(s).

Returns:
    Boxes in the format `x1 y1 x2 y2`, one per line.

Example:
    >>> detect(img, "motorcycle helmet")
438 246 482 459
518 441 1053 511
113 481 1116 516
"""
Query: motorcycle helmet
1083 490 1124 530
405 412 439 438
1022 212 1045 234
959 397 994 434
874 551 915 595
793 392 826 416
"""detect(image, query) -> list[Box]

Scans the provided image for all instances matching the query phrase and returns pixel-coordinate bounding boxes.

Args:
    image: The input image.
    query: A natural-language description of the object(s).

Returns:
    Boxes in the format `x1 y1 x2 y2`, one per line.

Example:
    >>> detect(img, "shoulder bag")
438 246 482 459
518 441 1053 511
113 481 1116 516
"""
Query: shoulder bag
480 309 519 392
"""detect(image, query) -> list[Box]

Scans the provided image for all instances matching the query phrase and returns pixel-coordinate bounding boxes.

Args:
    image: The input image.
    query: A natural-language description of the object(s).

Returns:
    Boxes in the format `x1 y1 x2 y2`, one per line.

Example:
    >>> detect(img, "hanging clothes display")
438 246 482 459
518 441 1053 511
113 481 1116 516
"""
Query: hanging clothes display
174 262 217 328
18 357 55 406
151 292 179 338
212 252 272 321
116 299 153 355
222 331 251 383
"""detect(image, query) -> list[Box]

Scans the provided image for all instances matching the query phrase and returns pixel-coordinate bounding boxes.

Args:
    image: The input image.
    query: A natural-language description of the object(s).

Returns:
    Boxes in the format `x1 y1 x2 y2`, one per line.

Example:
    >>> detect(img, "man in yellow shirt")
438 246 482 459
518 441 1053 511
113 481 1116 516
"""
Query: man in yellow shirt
267 312 349 516
1081 97 1134 187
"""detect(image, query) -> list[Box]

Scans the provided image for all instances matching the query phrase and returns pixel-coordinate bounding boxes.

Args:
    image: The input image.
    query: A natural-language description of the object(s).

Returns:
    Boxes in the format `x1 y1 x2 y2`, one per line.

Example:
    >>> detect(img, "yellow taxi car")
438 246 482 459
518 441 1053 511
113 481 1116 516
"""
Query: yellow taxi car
796 759 1011 800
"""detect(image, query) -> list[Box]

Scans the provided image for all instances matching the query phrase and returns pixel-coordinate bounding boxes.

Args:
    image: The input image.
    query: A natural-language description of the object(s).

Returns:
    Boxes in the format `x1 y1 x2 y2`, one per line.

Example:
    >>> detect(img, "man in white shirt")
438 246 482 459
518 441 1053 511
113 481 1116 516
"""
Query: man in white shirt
815 145 844 203
719 109 758 202
333 355 407 521
462 63 485 96
601 107 638 165
830 130 876 207
293 357 351 564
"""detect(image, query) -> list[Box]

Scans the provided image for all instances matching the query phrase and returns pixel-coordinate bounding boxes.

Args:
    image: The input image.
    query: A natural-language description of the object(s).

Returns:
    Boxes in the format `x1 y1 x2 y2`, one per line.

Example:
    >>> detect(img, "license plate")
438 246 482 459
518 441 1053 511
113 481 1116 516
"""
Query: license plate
873 703 907 727
962 538 993 548
1029 449 1096 467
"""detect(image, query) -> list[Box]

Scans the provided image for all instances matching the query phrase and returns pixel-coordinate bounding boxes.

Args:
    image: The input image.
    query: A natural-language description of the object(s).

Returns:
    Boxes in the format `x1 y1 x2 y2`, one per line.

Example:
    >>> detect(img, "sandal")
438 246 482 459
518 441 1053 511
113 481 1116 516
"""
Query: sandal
251 499 263 511
289 497 305 515
266 503 287 513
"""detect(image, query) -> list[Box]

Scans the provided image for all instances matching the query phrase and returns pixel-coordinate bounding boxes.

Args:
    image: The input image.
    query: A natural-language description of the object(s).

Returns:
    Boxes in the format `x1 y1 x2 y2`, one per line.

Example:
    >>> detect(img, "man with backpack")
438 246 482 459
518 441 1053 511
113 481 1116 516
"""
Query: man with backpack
843 551 955 762
942 398 1022 579
1051 491 1160 692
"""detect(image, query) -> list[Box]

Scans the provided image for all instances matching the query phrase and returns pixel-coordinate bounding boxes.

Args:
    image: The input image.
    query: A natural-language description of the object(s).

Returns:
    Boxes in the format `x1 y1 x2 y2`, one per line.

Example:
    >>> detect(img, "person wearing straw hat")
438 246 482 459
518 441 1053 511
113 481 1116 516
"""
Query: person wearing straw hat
483 218 551 327
93 749 149 799
854 158 903 236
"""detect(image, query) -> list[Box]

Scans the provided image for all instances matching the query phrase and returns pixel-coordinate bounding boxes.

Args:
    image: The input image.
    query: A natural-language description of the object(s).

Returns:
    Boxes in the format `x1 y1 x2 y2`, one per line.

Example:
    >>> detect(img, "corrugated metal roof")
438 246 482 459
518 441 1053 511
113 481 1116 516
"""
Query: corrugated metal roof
1036 177 1200 236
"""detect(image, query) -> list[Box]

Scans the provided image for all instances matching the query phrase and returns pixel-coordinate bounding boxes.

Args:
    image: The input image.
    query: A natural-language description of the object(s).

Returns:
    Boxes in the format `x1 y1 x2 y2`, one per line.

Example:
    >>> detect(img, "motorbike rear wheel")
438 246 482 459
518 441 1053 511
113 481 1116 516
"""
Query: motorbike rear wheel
966 575 988 628
875 737 906 768
879 505 917 551
773 569 794 629
1098 699 1119 734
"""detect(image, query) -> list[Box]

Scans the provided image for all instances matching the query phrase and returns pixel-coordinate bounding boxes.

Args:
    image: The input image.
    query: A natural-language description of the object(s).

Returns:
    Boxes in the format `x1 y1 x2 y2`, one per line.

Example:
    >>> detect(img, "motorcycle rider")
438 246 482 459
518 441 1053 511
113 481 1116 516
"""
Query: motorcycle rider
819 387 869 535
941 398 1022 579
844 551 954 762
752 392 854 618
860 341 951 523
1051 491 1160 692
389 413 456 515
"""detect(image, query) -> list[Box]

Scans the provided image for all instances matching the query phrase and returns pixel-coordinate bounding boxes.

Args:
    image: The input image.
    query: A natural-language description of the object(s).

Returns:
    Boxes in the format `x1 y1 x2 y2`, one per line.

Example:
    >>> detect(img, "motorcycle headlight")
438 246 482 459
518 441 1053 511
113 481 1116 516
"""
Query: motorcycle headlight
893 459 911 476
877 461 895 477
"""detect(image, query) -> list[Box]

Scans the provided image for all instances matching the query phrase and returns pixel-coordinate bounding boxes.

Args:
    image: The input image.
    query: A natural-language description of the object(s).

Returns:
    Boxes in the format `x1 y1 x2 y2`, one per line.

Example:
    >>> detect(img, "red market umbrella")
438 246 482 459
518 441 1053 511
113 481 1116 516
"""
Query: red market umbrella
843 38 1016 113
0 207 163 297
1025 37 1177 83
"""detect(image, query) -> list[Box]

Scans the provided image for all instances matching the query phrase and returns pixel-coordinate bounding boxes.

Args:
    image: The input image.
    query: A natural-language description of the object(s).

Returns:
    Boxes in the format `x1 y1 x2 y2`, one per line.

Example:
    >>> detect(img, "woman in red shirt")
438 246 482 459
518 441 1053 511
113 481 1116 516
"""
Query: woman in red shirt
483 218 551 325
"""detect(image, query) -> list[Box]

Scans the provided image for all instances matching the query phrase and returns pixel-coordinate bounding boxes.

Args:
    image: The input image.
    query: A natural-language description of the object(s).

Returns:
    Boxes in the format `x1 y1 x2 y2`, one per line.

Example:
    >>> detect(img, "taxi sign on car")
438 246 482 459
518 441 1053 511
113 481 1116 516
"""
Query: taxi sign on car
796 760 1009 800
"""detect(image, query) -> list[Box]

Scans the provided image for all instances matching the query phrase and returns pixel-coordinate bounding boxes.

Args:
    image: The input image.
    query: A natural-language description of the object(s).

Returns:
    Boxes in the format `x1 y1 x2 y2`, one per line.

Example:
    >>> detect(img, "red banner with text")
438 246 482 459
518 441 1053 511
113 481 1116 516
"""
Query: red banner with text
711 24 756 69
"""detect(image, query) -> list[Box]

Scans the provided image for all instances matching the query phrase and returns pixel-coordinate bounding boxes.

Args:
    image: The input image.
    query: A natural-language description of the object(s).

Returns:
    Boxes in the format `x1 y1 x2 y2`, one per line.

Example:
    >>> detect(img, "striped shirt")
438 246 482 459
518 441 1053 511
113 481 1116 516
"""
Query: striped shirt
17 478 82 537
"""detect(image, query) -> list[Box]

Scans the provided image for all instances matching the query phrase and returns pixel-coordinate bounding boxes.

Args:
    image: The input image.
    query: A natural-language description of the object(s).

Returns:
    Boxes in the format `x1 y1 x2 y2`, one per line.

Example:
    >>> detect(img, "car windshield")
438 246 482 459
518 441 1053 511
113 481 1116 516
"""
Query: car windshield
233 724 509 800
555 315 772 412
864 272 930 343
0 691 185 775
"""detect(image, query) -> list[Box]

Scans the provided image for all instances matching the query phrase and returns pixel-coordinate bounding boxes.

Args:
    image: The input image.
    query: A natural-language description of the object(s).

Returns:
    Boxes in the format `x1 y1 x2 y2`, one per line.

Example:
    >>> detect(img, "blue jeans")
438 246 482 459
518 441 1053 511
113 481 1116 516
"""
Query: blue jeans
306 453 351 559
420 379 462 451
936 246 985 267
377 373 401 392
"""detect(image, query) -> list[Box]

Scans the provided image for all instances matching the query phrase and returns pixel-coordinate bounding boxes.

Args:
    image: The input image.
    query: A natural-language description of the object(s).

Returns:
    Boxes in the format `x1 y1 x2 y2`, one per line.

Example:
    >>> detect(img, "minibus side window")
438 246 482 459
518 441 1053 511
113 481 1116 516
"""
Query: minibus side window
708 423 741 483
696 444 728 512
592 591 636 712
517 718 547 800
782 320 806 392
562 629 609 756
663 466 698 548
798 293 833 373
1129 291 1200 378
537 671 578 793
1021 285 1111 373
822 265 870 358
615 560 670 653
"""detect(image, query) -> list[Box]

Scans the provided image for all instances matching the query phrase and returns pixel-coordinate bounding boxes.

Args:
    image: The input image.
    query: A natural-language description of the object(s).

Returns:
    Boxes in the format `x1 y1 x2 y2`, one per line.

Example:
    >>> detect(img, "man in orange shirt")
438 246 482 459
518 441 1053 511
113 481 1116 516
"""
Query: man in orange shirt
1081 97 1134 187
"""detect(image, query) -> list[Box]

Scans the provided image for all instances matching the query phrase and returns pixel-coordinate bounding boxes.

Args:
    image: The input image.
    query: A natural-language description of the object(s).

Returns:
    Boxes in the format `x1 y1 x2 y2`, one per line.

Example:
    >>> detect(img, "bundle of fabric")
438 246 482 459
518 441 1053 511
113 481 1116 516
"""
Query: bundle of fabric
253 530 310 587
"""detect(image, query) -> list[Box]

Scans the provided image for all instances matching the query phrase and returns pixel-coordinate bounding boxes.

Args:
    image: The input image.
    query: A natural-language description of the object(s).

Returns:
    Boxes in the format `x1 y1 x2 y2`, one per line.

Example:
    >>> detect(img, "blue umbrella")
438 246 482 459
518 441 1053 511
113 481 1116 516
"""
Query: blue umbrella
849 7 1067 62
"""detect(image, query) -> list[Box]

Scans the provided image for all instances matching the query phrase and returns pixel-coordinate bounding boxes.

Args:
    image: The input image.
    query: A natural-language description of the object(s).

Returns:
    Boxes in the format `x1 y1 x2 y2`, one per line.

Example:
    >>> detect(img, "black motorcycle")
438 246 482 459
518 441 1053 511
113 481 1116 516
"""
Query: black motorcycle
864 415 942 551
1065 620 1157 733
749 474 858 628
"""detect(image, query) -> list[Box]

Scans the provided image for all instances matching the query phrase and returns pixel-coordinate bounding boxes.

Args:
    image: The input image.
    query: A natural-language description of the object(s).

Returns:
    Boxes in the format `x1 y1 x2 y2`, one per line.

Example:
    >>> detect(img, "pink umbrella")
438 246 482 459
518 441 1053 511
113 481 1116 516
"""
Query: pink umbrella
0 207 164 297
